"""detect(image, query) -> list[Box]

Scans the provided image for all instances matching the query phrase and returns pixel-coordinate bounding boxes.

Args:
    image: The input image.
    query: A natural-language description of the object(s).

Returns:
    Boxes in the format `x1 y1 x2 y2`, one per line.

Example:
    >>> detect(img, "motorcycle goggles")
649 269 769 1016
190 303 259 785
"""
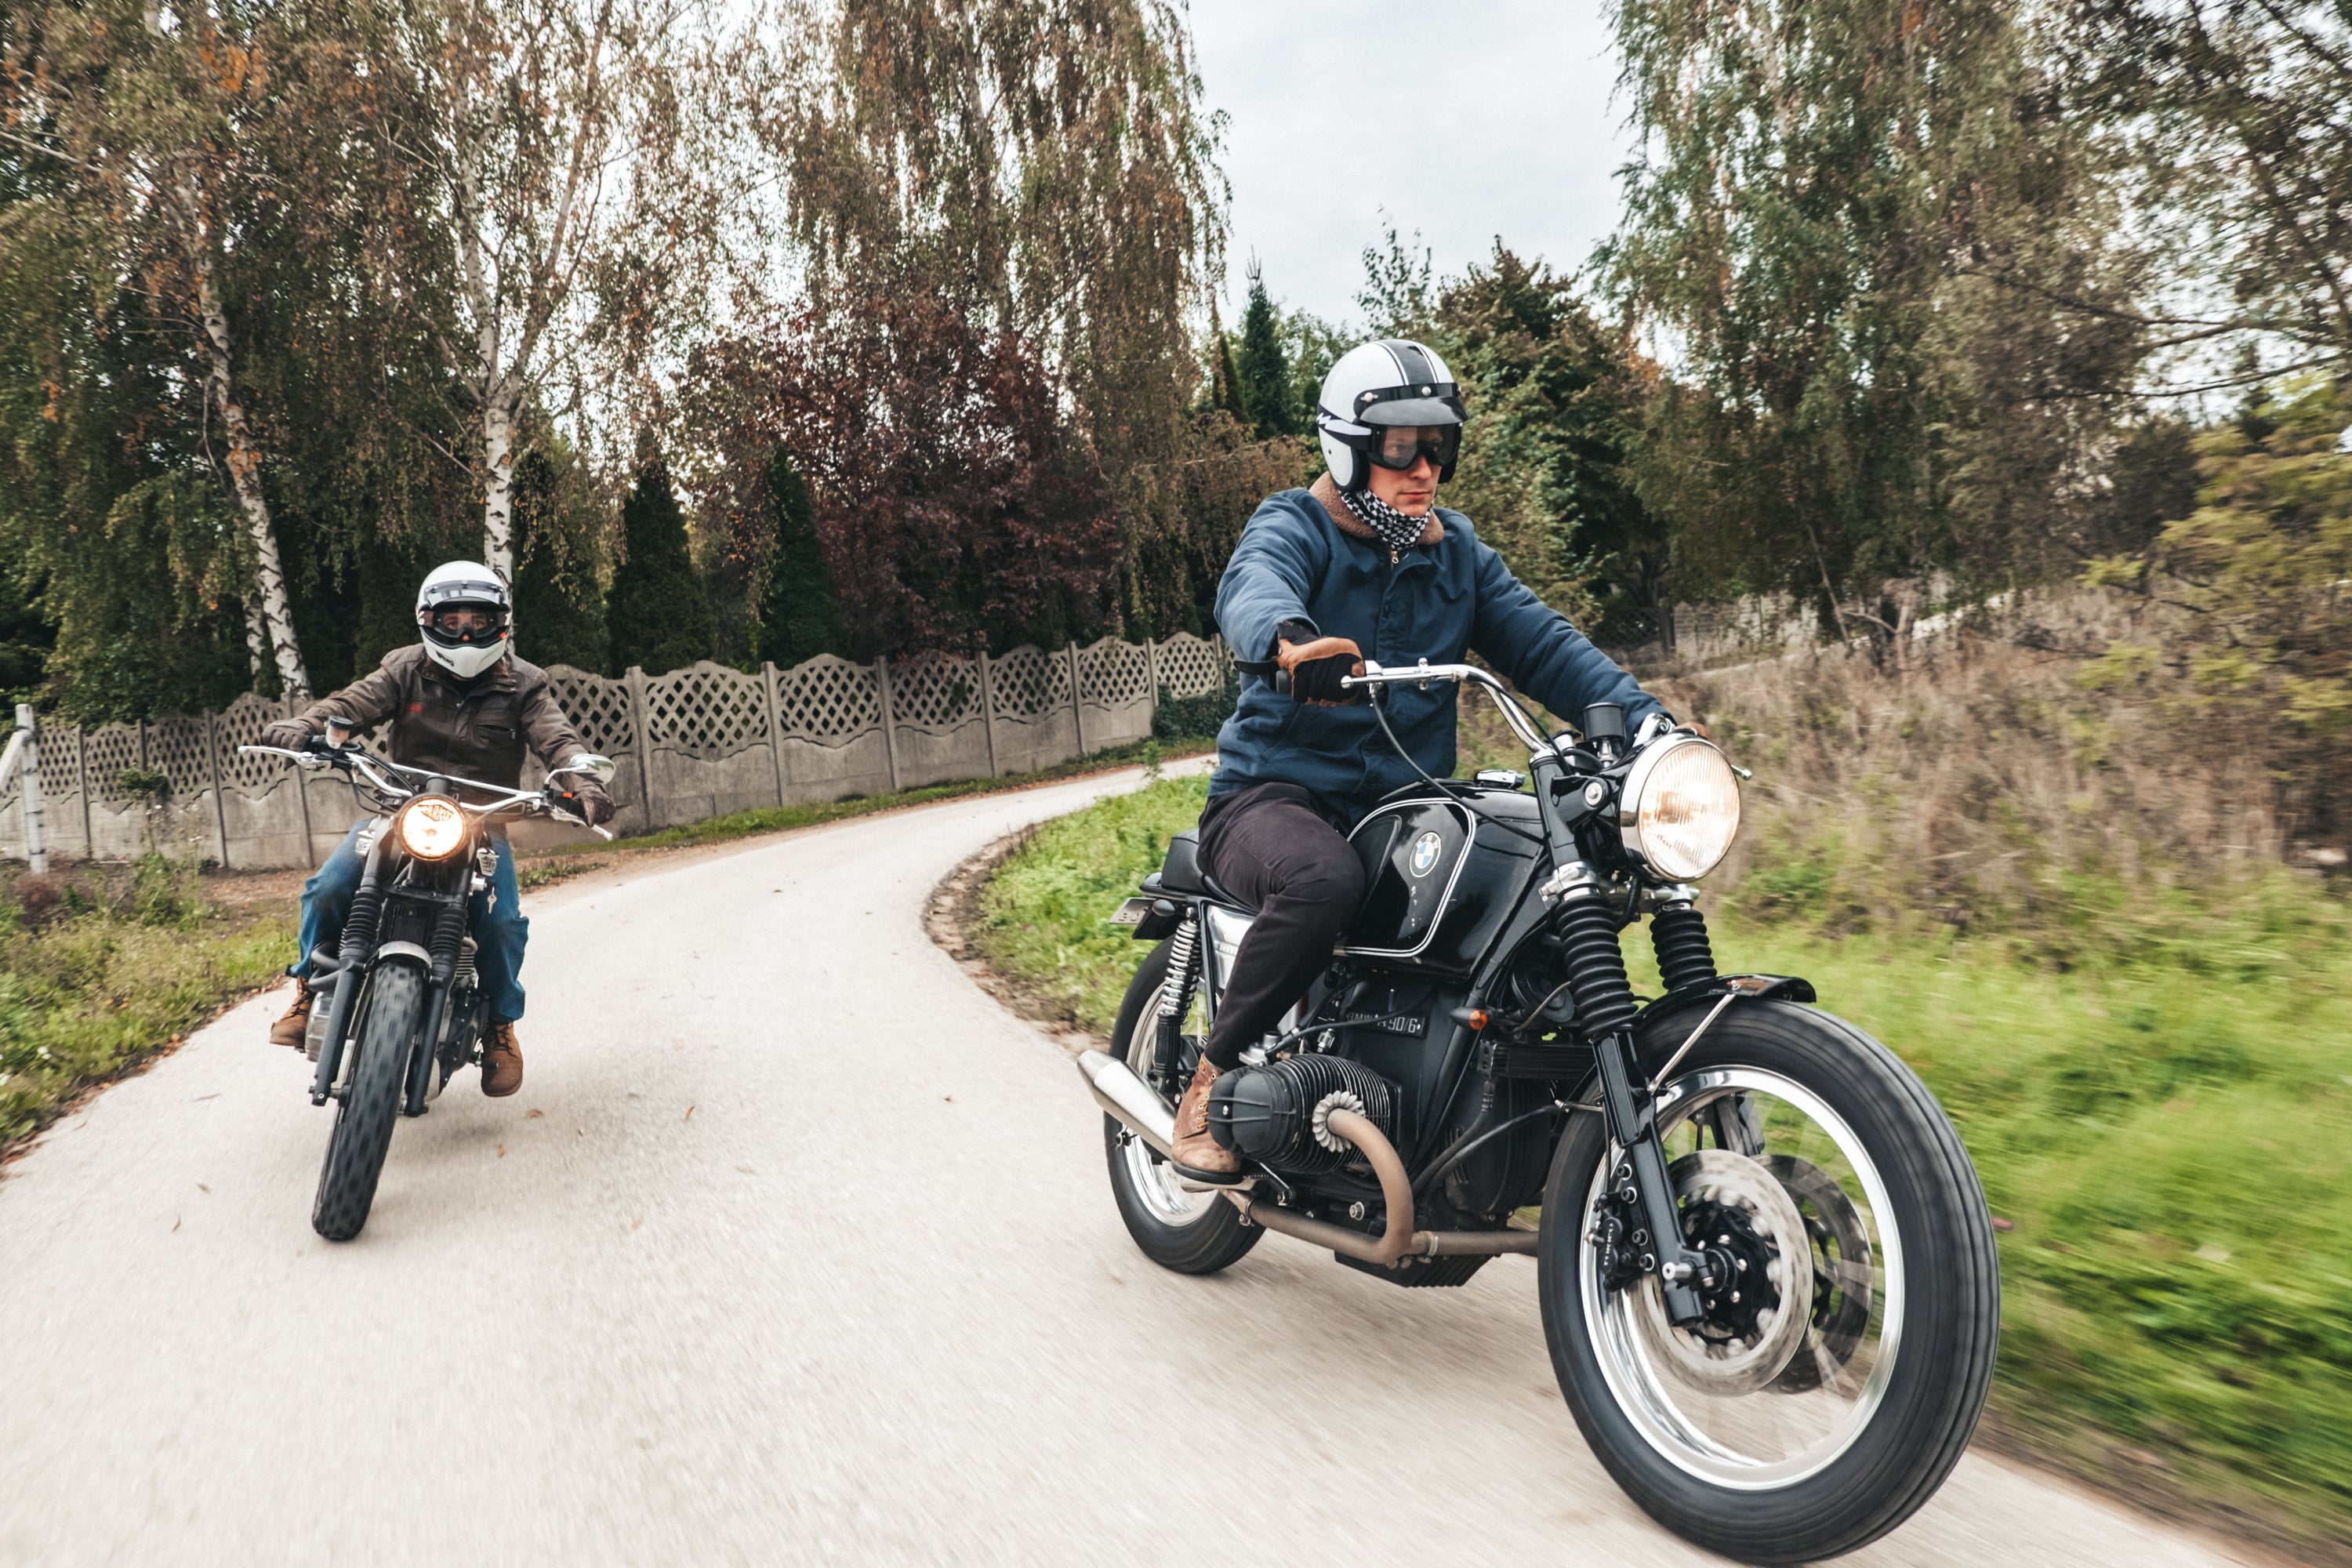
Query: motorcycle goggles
420 602 510 645
1365 423 1463 473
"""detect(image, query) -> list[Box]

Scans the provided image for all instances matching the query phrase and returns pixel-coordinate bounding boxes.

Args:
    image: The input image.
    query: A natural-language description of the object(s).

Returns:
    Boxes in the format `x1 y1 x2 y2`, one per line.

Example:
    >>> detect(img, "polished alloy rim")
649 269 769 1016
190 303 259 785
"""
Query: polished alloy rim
1578 1066 1906 1489
1116 976 1216 1227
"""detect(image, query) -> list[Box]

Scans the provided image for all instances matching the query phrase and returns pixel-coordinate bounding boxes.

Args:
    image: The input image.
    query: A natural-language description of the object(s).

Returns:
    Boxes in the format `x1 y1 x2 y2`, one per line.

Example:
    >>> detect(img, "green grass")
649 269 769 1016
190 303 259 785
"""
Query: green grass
1 856 296 1150
970 779 2352 1550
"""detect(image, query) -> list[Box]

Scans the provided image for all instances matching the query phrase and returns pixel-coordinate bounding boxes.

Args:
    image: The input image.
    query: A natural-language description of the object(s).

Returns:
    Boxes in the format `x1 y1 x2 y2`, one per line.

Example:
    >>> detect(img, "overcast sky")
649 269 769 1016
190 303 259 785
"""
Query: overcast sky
1188 0 1633 328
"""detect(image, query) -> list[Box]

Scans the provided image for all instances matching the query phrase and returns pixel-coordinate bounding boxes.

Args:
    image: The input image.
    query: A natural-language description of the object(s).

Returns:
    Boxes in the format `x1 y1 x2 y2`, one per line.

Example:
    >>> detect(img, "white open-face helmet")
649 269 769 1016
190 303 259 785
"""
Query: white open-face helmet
1315 338 1467 491
416 560 513 680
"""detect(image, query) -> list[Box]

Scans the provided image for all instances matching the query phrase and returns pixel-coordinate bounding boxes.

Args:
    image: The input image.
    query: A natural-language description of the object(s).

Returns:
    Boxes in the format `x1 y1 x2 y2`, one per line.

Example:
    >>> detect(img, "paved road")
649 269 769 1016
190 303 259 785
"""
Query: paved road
0 768 2271 1566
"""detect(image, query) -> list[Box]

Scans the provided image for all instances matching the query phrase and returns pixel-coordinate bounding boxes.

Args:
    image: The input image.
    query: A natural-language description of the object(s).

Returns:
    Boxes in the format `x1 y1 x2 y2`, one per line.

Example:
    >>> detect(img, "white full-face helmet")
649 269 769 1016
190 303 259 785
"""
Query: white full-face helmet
415 561 513 680
1314 338 1468 491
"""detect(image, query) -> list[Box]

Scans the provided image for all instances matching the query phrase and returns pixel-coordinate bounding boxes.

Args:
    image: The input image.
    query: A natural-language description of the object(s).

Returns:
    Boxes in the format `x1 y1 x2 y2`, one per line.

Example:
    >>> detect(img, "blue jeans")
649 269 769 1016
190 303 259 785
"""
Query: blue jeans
292 821 530 1023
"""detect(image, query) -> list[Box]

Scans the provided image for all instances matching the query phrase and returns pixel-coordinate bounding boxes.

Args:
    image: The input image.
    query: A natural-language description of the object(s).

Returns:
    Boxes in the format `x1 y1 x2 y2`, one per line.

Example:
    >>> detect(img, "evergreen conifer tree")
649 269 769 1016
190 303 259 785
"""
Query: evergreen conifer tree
754 449 845 668
1236 262 1293 439
510 451 609 673
606 453 717 676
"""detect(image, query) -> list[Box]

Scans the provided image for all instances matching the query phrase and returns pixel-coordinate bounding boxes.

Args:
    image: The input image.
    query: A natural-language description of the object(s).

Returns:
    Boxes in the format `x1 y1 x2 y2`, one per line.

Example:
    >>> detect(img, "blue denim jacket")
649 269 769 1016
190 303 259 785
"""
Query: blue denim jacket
1210 483 1666 826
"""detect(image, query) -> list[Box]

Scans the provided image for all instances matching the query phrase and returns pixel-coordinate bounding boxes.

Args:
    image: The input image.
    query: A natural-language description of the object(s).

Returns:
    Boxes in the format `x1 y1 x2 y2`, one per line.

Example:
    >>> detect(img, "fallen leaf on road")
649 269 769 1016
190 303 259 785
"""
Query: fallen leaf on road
684 1104 696 1121
735 1165 755 1174
631 1218 643 1230
526 1109 544 1120
196 1182 210 1193
191 1094 220 1102
496 1144 506 1157
943 1095 953 1103
171 1218 180 1232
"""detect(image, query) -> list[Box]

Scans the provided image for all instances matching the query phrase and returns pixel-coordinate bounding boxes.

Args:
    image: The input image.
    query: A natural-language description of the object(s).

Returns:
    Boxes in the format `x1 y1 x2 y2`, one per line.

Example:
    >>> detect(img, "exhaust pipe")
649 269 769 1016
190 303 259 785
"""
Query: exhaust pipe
1076 1053 1541 1265
1076 1051 1175 1156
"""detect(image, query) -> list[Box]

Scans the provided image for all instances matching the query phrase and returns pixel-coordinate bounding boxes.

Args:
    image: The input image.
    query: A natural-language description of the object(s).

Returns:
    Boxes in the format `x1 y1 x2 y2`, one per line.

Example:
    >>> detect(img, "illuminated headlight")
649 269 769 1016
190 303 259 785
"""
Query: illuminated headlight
397 797 468 860
1619 735 1742 881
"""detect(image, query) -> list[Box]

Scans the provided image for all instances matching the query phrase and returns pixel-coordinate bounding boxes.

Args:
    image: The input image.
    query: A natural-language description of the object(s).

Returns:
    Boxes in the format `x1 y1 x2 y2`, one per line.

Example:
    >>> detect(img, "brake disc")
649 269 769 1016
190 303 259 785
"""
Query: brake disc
1632 1148 1816 1397
1764 1154 1875 1394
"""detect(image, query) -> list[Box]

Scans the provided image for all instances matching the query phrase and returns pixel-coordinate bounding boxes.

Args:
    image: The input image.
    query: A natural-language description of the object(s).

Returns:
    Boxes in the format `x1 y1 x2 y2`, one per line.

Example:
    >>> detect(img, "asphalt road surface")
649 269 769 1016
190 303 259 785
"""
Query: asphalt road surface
0 767 2276 1566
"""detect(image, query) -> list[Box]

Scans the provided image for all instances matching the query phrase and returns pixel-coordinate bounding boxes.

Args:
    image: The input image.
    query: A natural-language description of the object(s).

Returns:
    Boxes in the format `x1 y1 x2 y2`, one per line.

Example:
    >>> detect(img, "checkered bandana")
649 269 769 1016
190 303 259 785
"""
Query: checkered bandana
1341 485 1429 557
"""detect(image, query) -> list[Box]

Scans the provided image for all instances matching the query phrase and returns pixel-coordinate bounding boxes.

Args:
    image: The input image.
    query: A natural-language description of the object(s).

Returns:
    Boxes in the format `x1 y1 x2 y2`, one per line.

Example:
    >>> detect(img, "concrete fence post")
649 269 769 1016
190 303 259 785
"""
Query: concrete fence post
285 697 318 867
978 652 1000 779
874 656 902 793
760 661 788 808
12 703 46 873
1144 638 1160 732
202 710 231 869
1067 642 1088 757
624 666 656 826
75 722 93 858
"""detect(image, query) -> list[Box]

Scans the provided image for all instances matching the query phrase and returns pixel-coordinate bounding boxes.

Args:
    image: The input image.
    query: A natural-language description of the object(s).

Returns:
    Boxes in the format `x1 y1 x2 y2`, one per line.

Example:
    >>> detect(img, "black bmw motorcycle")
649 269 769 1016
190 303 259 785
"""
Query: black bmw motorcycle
1079 661 1998 1565
244 733 615 1241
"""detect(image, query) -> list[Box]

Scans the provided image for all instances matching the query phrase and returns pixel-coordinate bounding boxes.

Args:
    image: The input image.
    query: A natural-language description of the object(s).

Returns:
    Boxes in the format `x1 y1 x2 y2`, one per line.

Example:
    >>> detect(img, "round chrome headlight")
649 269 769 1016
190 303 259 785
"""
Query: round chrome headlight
396 796 468 860
1619 735 1742 881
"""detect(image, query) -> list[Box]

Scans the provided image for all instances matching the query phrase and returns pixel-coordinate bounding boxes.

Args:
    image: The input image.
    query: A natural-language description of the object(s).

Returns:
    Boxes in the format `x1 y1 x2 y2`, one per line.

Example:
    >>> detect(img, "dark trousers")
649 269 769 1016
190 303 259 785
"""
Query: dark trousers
1196 782 1367 1068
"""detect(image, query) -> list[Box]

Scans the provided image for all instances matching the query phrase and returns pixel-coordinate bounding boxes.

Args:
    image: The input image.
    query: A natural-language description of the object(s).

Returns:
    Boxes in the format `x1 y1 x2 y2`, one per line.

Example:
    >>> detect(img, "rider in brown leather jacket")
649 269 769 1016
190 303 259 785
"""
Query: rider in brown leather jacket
261 561 613 1095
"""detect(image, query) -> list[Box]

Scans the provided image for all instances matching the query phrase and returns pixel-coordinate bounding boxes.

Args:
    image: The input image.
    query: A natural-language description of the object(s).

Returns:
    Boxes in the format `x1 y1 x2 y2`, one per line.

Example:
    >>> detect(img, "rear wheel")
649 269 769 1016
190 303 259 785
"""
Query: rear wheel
312 960 425 1242
1537 1002 1998 1564
1103 938 1261 1275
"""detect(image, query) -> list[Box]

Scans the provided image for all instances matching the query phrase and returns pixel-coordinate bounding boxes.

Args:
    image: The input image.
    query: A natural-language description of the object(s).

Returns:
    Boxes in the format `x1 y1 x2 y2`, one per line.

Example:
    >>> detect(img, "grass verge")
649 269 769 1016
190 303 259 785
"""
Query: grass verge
1 855 295 1155
966 775 2352 1560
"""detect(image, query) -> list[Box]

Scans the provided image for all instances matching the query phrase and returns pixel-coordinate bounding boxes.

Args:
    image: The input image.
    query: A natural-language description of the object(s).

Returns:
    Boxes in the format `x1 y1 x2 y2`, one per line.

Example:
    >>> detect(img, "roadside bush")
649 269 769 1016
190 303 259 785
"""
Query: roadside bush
1152 670 1236 742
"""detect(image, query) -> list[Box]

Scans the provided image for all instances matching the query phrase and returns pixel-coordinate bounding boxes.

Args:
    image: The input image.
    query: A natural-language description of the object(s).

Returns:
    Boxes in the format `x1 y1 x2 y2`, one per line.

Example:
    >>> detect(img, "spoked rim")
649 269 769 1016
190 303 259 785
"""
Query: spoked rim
1115 977 1218 1228
1578 1066 1907 1489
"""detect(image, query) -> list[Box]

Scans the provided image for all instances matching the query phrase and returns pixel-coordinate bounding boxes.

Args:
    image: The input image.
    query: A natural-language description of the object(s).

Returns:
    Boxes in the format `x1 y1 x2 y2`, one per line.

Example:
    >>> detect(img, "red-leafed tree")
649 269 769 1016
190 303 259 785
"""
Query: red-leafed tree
692 281 1119 659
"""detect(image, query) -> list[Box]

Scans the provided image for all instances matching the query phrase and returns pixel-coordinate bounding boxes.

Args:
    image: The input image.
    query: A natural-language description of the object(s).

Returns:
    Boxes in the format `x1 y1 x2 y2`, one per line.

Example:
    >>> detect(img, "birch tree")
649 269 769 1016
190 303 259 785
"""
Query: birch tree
377 0 742 576
1 0 358 698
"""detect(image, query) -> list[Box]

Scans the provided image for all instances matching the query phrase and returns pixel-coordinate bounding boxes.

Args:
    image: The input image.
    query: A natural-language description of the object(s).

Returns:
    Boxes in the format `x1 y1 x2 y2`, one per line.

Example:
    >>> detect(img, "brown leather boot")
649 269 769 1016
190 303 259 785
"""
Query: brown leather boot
1169 1058 1242 1180
481 1020 524 1097
268 979 314 1050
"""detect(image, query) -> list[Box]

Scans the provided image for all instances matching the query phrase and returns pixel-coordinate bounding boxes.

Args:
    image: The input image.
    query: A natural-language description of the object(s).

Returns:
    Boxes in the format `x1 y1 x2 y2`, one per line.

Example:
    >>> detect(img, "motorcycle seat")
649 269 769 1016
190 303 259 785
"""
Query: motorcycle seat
1156 829 1243 907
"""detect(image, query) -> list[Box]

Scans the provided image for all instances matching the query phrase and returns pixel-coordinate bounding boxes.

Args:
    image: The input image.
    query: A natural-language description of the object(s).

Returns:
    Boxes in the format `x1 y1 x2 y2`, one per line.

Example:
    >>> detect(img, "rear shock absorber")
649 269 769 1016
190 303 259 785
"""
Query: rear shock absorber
1153 912 1201 1090
1650 902 1719 993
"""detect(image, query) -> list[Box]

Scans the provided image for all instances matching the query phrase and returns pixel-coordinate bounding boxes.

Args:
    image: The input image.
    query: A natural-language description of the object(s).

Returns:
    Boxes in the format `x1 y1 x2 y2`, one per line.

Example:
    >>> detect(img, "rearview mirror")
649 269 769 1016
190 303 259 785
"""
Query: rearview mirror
554 752 617 785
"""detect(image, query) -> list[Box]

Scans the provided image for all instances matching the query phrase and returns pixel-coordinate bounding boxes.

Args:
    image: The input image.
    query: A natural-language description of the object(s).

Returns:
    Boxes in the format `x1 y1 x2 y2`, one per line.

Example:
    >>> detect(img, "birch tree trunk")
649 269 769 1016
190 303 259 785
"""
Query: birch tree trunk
242 599 270 680
194 239 313 701
481 385 518 577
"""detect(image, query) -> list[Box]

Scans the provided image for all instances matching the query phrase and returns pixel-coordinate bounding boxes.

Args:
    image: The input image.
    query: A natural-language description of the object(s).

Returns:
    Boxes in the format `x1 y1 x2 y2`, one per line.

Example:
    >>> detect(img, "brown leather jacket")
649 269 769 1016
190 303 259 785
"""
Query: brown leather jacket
289 644 604 800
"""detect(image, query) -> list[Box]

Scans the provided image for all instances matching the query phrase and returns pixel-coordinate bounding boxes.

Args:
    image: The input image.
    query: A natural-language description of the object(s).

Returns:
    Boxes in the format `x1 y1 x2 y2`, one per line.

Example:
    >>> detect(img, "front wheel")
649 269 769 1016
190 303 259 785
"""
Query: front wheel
1102 937 1261 1275
1538 1001 1998 1564
312 960 426 1242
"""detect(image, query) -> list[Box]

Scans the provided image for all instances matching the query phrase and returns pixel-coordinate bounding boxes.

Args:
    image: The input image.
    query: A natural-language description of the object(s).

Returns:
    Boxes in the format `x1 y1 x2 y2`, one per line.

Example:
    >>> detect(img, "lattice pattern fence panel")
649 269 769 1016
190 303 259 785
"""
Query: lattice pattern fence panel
83 723 144 804
543 666 635 756
645 662 767 760
1154 633 1229 698
775 655 880 742
34 724 80 797
890 656 981 734
147 716 214 800
217 693 292 793
1079 639 1151 710
988 645 1069 720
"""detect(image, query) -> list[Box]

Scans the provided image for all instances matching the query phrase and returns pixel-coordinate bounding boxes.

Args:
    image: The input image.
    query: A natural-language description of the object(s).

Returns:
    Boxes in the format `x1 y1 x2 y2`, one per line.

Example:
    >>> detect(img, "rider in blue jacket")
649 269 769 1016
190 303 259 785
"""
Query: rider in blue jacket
1170 338 1679 1178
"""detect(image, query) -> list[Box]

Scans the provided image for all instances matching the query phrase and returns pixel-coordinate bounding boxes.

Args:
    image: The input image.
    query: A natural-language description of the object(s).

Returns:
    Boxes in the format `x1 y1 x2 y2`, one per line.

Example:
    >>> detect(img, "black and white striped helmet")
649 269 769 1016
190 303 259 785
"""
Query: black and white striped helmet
1314 338 1467 491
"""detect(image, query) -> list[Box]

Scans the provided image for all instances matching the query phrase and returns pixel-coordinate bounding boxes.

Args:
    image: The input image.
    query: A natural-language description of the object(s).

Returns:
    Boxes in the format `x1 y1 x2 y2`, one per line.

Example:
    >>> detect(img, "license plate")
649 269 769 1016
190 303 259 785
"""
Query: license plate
1106 897 1154 926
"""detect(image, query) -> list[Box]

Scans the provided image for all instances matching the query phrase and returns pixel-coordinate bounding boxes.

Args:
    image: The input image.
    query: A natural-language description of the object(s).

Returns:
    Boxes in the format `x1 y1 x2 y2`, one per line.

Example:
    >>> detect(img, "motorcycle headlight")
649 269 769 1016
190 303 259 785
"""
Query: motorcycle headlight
1619 735 1742 881
396 796 469 860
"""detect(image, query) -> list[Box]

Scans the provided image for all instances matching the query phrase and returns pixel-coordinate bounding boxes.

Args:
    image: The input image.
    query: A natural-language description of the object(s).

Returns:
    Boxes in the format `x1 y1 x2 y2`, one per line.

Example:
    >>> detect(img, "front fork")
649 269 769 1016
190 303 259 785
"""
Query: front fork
1589 1026 1709 1324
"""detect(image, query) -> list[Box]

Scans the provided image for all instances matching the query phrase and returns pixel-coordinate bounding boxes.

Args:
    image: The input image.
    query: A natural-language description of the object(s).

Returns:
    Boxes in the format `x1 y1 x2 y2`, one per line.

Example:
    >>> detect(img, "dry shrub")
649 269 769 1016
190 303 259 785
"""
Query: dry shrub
1650 589 2322 963
11 873 64 927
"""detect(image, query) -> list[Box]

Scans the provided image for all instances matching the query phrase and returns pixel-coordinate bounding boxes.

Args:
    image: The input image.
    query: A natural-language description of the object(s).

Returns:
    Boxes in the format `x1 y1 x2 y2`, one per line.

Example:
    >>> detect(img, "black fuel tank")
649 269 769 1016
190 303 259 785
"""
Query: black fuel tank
1339 790 1545 975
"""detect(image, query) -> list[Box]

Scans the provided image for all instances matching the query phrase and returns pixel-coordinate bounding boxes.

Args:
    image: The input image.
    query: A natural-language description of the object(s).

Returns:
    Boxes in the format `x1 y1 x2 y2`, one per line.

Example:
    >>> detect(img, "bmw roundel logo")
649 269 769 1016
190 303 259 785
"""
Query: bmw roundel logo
1409 830 1444 877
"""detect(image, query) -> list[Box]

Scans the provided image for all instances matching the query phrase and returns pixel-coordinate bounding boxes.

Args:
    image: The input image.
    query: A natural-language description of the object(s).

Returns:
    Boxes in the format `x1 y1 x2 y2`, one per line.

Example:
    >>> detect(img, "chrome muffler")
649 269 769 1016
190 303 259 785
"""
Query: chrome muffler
1075 1050 1176 1156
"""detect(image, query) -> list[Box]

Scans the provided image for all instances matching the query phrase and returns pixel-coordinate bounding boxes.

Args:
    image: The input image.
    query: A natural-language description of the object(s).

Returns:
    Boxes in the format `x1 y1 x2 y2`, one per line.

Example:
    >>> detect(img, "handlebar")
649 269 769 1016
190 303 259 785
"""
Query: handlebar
237 743 616 840
1338 660 1556 753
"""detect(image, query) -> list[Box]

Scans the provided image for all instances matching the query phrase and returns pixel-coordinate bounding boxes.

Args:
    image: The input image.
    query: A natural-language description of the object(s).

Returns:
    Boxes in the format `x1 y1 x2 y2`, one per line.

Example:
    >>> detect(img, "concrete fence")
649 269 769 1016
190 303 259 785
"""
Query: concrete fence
0 633 1234 872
